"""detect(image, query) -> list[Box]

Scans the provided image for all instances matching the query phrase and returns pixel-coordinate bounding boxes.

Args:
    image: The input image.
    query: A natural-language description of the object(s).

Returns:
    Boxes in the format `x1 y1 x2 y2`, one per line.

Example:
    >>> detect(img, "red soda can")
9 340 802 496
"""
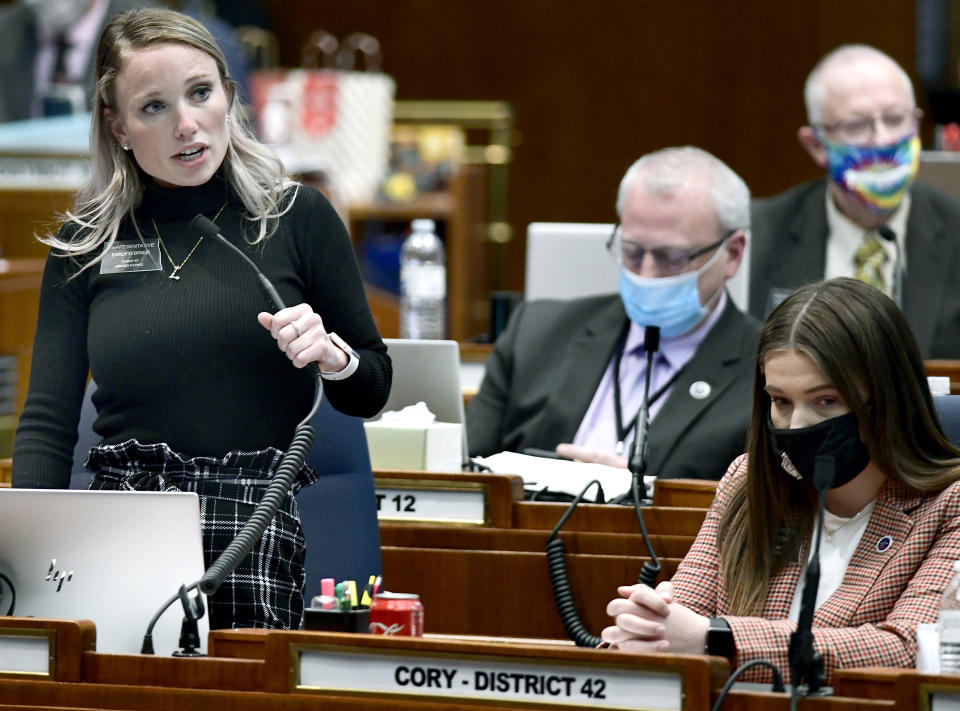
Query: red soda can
368 592 424 636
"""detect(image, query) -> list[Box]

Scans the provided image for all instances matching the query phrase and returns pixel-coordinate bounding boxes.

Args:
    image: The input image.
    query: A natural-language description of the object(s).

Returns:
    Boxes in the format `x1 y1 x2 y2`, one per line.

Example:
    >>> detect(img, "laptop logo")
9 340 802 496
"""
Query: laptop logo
45 559 73 592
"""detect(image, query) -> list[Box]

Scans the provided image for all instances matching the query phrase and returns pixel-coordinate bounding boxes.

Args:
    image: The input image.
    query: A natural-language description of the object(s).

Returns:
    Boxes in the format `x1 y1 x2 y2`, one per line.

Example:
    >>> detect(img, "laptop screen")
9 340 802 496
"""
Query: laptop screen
374 338 468 461
0 489 209 655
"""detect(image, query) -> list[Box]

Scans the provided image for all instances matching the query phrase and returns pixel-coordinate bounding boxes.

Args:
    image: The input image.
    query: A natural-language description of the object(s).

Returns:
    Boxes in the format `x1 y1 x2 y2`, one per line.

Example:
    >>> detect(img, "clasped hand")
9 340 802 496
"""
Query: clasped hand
258 304 348 372
601 581 709 654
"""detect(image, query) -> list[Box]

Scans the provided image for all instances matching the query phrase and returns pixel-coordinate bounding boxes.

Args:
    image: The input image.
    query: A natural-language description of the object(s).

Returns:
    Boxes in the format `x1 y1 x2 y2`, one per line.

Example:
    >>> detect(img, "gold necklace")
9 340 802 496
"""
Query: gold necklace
153 201 227 281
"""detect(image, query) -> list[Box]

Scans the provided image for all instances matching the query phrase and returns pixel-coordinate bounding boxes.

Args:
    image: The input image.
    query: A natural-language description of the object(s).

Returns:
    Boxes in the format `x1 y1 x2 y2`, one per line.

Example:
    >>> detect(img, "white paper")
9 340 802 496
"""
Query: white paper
475 451 654 502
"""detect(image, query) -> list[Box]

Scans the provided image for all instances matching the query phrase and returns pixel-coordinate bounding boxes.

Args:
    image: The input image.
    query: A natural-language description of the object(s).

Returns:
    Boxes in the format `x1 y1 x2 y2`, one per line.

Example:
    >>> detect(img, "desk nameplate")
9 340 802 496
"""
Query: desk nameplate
291 642 684 710
0 627 55 679
921 681 960 711
374 478 488 526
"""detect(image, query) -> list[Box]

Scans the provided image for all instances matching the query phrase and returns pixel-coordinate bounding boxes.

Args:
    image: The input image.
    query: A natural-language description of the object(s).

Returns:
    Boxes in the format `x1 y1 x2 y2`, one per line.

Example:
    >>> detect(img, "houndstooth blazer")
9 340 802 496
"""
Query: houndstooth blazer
671 455 960 684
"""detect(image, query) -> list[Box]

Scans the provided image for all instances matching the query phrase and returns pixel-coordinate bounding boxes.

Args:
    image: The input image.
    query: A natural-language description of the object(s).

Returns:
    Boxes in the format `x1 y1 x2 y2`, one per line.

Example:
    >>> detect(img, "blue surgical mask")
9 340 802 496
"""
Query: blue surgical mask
618 246 724 338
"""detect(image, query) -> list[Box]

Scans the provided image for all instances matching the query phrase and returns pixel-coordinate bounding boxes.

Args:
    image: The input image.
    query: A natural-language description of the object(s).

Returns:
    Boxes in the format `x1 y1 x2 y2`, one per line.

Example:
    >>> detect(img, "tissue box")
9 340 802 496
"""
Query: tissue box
364 421 462 471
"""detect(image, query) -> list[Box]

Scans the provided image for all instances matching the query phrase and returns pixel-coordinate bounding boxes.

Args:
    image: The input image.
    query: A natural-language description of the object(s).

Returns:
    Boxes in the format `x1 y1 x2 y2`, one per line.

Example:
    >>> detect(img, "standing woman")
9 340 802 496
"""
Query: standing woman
12 8 391 631
602 277 960 682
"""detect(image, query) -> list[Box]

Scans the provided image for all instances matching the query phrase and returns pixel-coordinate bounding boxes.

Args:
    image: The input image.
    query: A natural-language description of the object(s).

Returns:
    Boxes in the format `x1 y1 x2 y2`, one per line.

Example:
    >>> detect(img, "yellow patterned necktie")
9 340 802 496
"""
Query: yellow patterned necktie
852 235 889 294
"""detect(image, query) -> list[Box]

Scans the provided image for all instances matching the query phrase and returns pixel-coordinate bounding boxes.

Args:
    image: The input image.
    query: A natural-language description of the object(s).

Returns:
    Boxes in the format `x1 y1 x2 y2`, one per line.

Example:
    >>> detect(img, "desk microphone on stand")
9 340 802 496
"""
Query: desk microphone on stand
877 226 903 309
544 326 662 645
628 325 661 587
140 214 324 655
787 454 833 698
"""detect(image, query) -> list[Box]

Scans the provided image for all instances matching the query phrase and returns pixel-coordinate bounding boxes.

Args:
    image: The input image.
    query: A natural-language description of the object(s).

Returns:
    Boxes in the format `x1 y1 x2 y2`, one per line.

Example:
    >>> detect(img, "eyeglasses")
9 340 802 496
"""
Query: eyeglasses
606 224 735 276
813 107 922 144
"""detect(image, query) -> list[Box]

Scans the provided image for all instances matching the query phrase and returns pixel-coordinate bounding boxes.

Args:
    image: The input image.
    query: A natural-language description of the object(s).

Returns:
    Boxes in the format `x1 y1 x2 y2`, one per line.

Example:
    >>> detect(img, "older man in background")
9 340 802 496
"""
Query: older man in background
467 146 759 481
749 44 960 358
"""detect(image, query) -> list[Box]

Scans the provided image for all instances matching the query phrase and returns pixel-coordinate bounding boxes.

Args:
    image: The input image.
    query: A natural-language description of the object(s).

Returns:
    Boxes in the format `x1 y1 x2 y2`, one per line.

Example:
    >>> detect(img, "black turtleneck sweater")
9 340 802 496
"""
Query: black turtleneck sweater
12 176 391 488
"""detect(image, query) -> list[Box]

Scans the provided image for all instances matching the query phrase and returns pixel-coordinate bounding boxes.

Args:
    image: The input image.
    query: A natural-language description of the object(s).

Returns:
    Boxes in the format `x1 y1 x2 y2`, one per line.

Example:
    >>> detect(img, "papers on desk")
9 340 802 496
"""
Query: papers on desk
474 451 655 502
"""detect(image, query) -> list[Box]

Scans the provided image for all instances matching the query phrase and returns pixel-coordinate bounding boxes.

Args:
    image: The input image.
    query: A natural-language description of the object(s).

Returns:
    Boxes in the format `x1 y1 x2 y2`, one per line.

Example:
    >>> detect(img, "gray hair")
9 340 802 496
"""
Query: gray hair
804 44 916 124
615 146 750 233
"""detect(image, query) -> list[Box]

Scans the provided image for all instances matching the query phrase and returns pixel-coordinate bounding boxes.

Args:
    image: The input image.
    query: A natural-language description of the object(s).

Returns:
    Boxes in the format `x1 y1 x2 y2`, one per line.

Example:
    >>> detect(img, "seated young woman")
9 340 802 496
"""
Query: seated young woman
601 277 960 683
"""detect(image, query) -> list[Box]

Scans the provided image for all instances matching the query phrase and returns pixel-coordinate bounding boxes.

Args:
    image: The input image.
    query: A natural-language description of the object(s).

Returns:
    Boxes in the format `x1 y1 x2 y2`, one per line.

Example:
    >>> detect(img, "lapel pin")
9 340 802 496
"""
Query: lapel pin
876 535 892 553
689 381 711 400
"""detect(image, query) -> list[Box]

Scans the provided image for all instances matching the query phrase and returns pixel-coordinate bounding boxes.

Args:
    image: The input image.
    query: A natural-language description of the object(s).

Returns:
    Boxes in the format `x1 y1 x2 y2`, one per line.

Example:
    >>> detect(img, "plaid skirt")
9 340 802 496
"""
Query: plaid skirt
86 440 318 631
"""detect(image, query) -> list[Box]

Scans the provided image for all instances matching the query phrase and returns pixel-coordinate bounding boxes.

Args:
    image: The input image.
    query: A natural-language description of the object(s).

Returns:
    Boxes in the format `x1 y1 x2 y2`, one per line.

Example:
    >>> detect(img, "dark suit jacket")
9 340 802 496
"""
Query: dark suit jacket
749 178 960 359
0 0 154 123
466 294 760 481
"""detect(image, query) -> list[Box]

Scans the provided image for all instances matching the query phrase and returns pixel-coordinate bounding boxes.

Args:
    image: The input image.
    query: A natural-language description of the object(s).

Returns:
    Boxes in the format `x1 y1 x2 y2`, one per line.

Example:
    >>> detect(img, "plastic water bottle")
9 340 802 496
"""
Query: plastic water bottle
939 560 960 673
399 219 446 339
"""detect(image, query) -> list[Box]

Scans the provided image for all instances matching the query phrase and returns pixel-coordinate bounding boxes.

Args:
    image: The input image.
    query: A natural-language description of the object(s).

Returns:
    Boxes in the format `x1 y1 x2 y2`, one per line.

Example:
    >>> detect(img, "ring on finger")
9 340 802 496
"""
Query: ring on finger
292 322 303 338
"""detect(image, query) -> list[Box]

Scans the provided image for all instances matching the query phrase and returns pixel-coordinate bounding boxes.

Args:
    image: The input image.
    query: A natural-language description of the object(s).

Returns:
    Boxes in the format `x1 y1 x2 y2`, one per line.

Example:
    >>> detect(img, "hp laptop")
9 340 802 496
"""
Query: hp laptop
0 489 209 655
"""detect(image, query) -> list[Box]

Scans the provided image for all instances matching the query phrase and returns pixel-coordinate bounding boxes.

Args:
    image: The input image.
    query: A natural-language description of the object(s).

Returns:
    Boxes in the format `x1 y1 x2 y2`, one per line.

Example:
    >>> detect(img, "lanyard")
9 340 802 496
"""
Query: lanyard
612 336 685 455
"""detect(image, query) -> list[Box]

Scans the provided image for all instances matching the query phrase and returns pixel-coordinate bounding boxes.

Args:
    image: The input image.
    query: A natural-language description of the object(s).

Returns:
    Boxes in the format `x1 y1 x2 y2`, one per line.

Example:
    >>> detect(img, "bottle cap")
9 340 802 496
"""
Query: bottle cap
411 218 436 233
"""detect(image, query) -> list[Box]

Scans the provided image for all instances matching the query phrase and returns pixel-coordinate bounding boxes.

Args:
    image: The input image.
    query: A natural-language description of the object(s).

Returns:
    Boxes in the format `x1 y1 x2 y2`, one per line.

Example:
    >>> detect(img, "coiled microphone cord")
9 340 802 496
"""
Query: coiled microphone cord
545 473 662 647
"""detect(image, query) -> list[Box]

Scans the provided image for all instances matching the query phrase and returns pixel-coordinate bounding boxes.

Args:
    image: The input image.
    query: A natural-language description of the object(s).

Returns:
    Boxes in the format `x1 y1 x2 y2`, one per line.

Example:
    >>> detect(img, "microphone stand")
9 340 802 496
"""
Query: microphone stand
876 226 903 308
140 214 324 655
628 325 661 587
787 454 833 700
628 325 659 490
189 215 324 596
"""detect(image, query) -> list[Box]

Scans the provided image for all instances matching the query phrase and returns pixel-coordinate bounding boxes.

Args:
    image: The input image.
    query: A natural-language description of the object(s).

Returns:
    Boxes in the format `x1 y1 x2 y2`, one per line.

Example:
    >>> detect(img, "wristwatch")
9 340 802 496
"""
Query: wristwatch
320 332 360 380
705 617 735 660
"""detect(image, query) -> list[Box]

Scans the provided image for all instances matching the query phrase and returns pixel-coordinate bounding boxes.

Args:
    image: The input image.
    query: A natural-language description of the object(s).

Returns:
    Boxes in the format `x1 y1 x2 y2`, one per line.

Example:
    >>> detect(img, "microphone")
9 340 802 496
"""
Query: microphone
190 213 323 596
876 226 902 308
191 215 321 381
628 326 660 483
140 214 325 654
787 454 833 696
628 325 661 587
191 215 287 310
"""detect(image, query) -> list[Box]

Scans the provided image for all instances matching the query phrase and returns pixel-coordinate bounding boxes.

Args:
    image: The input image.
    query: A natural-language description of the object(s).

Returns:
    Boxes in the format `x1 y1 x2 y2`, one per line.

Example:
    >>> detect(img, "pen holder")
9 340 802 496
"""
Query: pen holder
304 607 370 633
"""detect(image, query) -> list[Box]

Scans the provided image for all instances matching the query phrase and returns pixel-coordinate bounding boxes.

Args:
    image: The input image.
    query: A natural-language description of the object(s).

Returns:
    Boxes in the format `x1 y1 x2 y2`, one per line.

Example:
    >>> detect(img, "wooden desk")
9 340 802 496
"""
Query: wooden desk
0 258 44 453
925 360 960 394
653 478 718 509
512 501 708 537
834 666 960 706
381 545 683 638
373 471 710 639
0 619 909 711
0 620 730 711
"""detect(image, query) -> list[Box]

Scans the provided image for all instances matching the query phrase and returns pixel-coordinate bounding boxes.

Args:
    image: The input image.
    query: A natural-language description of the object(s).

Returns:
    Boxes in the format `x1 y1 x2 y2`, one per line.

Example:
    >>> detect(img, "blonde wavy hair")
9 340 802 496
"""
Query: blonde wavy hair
45 7 296 269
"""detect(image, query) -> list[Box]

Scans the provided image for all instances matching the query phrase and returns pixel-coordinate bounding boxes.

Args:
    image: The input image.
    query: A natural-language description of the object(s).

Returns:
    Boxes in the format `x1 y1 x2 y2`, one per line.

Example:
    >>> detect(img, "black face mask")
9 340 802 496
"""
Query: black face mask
768 412 871 489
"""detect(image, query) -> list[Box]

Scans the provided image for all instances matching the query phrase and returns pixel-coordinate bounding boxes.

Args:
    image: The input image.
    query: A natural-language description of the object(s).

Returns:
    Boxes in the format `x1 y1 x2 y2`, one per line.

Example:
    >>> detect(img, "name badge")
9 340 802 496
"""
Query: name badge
100 239 162 274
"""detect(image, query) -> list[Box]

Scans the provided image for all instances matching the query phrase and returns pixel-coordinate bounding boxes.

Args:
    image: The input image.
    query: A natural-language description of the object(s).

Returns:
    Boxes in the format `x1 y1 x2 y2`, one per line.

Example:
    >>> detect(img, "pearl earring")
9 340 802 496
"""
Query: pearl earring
121 144 130 151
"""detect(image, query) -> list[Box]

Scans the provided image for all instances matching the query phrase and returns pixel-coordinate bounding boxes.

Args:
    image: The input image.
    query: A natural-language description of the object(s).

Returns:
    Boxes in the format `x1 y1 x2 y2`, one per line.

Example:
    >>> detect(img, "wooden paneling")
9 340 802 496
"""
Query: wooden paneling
267 1 917 292
379 525 695 557
381 546 682 638
513 501 707 537
0 189 68 259
0 259 44 426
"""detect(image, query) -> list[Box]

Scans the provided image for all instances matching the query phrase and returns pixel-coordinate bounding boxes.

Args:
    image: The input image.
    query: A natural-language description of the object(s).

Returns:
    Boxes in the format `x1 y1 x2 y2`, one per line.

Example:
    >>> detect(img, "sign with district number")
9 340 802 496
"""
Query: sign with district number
293 644 684 710
374 479 487 525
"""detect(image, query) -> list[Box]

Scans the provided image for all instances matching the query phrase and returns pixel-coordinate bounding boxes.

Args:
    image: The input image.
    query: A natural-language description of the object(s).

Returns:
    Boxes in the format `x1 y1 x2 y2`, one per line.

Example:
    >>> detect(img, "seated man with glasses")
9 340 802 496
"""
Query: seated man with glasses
466 147 760 481
749 44 960 358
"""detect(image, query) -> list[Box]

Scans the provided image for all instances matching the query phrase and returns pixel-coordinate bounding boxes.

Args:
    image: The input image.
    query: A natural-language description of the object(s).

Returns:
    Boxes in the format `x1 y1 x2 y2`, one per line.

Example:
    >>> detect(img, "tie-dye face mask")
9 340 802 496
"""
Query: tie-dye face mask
819 133 919 214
